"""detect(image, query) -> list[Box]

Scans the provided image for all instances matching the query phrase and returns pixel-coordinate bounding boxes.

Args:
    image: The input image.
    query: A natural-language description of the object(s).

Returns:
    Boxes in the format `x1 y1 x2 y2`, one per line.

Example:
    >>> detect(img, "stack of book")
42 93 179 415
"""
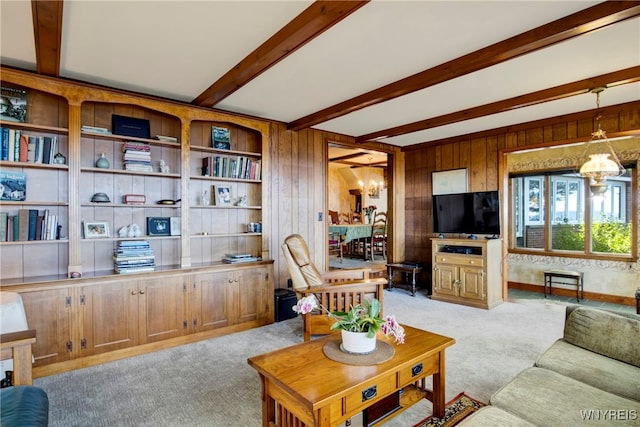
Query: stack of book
114 240 155 274
81 125 112 135
222 253 259 264
122 141 153 172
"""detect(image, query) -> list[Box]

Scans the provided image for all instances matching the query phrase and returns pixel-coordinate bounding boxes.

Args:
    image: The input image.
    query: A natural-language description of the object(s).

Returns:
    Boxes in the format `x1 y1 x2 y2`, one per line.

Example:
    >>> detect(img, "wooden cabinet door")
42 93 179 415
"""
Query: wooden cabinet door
191 271 231 332
79 281 139 357
459 267 485 301
433 264 458 296
137 275 188 343
20 288 72 367
233 267 271 325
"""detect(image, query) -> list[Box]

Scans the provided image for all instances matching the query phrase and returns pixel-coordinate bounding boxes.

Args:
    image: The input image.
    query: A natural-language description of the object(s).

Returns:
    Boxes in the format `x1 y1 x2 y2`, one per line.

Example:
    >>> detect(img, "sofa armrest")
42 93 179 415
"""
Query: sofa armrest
0 329 36 385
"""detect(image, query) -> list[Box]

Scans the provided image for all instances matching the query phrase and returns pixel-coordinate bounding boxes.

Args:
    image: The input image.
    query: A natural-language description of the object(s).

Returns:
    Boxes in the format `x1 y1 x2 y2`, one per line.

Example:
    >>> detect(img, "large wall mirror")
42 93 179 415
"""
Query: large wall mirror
328 143 389 269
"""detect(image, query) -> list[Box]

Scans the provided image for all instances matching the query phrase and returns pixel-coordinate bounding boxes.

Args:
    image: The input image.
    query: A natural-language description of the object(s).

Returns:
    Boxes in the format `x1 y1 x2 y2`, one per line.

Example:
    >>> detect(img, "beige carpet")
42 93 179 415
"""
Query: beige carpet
34 290 566 426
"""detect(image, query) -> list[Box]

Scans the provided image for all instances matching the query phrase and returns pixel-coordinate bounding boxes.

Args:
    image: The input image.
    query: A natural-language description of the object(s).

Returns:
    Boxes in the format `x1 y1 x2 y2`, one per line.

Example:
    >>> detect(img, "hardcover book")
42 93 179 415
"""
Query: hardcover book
0 86 27 122
112 114 150 138
0 171 26 201
211 126 231 150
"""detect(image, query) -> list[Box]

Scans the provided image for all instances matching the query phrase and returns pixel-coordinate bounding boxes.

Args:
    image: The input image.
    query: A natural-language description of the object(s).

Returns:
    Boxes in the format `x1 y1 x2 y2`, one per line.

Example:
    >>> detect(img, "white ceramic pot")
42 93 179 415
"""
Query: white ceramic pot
340 330 376 354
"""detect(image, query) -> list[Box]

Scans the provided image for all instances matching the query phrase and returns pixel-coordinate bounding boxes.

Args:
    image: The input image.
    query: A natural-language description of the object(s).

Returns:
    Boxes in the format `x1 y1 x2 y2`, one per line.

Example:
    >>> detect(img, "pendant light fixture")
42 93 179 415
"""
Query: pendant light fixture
579 87 625 196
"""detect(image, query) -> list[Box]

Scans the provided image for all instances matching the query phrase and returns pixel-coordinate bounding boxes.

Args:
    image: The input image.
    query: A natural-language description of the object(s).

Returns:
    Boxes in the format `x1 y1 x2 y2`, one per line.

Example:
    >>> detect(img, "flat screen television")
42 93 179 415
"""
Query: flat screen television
432 190 500 236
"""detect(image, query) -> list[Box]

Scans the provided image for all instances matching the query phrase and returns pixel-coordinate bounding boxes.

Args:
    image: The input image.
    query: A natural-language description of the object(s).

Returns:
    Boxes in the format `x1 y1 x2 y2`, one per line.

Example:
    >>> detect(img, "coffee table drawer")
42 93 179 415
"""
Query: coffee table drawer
344 374 396 414
398 357 439 387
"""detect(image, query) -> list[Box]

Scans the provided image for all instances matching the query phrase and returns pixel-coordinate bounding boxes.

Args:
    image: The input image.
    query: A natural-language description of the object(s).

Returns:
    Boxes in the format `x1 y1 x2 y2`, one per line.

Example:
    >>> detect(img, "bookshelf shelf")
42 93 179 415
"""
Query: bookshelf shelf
190 145 262 157
0 161 68 170
0 120 68 134
81 130 180 149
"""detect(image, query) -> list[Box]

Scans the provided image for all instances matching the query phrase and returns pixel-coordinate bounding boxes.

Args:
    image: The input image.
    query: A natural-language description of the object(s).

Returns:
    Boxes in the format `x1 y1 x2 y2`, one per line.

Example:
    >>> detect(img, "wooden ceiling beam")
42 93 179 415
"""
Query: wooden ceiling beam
193 1 369 107
402 99 640 152
289 1 640 131
356 66 640 143
31 0 63 77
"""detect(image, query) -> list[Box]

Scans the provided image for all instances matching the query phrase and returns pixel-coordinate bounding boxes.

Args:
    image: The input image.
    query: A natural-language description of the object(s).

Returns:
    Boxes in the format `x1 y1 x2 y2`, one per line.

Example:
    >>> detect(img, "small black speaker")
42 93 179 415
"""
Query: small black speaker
274 289 298 322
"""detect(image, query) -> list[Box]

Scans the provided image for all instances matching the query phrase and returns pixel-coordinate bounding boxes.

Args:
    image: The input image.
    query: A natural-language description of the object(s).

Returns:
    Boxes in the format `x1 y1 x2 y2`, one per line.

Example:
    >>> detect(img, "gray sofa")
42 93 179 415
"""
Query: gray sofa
460 305 640 426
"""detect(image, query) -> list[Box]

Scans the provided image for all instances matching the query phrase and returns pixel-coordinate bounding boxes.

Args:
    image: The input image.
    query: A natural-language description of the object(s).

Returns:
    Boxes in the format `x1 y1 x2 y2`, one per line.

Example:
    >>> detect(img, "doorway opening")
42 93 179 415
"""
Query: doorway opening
328 143 389 270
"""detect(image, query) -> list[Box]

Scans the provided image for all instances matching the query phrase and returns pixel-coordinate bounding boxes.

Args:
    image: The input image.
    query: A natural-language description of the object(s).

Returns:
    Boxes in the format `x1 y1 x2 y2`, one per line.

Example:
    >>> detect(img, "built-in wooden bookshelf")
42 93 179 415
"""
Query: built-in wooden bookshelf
0 67 274 375
0 68 270 282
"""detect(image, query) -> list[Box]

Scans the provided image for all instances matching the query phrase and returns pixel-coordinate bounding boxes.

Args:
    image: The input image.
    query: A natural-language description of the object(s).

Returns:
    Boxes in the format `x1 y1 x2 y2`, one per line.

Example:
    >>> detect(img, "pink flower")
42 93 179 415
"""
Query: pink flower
380 315 405 344
292 295 318 315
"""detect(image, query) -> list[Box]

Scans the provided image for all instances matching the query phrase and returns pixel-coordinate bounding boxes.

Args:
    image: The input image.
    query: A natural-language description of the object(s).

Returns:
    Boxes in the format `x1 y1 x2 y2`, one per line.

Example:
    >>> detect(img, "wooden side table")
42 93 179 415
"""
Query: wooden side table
387 263 422 297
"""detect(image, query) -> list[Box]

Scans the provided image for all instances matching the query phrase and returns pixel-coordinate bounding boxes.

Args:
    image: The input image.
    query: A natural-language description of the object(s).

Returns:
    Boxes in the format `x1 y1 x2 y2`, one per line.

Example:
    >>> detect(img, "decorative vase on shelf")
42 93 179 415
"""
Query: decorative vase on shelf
95 152 110 169
340 330 376 354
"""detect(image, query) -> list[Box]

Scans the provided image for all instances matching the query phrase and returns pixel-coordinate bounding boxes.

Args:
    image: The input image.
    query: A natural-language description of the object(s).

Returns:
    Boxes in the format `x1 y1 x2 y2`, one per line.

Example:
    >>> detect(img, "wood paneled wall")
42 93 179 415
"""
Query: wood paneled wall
403 101 640 266
267 123 353 288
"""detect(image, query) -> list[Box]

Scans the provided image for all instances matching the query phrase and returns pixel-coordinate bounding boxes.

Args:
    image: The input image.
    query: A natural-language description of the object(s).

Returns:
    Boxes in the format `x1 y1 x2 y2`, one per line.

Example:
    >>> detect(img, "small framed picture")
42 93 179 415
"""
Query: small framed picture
147 217 171 236
84 221 110 238
211 126 231 150
214 185 232 206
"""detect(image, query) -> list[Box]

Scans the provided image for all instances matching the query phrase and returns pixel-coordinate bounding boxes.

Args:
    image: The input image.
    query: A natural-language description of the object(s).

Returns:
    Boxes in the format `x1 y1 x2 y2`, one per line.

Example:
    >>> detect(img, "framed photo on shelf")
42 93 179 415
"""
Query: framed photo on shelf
0 171 26 201
147 217 171 236
84 221 110 238
211 126 231 150
214 185 232 206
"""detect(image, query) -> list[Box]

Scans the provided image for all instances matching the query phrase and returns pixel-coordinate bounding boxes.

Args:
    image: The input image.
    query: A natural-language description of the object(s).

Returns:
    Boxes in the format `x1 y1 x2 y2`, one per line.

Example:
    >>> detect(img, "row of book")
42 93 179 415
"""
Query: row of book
0 209 60 242
1 128 59 164
114 240 155 274
201 155 261 180
122 141 153 172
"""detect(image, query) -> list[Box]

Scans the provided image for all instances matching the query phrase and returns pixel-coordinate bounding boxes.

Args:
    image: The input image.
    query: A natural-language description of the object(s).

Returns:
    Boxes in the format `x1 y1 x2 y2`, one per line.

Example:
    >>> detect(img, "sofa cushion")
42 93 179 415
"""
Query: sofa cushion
457 406 535 426
490 367 640 426
0 385 49 427
563 307 640 367
536 338 640 402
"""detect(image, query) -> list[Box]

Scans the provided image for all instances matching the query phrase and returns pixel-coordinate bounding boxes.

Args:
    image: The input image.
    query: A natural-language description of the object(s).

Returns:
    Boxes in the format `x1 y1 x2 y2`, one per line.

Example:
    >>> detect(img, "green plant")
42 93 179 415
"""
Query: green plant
552 216 631 254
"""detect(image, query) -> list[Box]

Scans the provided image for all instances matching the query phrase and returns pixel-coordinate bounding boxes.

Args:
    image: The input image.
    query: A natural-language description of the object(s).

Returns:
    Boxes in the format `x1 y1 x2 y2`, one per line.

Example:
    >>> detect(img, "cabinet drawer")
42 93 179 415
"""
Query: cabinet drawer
398 357 439 387
435 255 484 267
344 373 396 414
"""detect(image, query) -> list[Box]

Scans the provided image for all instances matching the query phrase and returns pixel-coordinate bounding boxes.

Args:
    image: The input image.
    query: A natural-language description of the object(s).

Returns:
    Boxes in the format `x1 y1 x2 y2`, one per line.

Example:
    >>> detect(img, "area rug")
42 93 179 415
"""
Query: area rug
413 392 485 427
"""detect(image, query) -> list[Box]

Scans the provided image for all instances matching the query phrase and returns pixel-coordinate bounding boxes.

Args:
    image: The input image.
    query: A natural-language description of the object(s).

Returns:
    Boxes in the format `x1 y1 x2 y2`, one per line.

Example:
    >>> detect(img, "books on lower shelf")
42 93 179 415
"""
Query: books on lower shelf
114 240 156 274
1 208 60 241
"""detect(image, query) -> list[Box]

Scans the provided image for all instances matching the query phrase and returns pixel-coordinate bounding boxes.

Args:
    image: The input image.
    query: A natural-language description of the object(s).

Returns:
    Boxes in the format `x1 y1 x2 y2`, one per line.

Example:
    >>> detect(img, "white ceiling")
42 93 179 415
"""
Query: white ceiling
1 1 639 148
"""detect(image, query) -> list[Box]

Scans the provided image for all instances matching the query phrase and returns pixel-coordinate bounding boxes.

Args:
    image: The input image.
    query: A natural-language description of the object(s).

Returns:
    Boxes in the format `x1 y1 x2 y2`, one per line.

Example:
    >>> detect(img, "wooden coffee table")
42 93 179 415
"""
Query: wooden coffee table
248 325 455 426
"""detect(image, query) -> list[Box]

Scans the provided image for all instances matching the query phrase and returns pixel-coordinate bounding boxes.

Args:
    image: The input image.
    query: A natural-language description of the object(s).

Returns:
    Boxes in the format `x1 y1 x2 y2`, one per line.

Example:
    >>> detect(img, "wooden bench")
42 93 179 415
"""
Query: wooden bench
544 270 584 302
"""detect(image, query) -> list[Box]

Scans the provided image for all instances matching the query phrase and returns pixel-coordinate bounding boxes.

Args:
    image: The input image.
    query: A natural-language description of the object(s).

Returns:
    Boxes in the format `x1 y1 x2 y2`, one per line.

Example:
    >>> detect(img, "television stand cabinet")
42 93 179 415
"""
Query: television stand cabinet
431 238 503 309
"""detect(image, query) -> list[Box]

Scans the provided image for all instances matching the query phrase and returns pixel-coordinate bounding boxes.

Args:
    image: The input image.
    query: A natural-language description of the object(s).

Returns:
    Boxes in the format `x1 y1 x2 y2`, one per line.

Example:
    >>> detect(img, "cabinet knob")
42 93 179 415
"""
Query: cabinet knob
131 291 137 295
139 290 145 295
